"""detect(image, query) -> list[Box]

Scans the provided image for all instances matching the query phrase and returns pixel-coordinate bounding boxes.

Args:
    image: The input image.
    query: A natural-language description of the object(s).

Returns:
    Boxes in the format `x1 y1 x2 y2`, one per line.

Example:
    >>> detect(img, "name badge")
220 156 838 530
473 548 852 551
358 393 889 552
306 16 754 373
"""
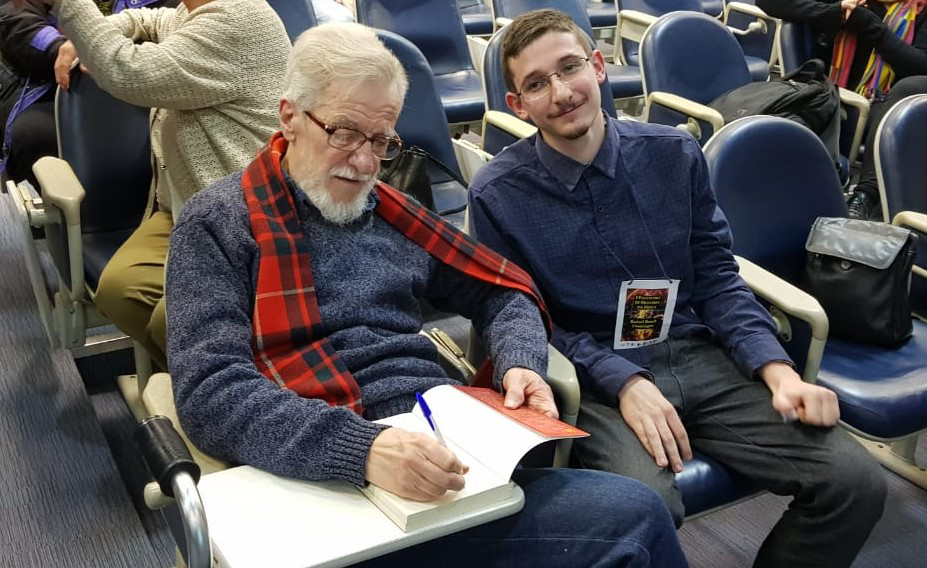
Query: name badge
613 279 680 349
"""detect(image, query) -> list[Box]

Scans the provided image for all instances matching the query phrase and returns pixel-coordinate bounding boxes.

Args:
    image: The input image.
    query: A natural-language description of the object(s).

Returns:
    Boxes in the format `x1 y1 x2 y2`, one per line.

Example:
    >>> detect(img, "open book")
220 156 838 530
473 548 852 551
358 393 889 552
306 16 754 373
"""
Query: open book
359 384 588 532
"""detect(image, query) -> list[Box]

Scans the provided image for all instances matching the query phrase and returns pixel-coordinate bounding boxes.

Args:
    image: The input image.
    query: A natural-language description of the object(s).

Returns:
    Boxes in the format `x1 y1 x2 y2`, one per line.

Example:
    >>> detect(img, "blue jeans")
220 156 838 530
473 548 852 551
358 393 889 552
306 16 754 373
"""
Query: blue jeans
359 468 687 567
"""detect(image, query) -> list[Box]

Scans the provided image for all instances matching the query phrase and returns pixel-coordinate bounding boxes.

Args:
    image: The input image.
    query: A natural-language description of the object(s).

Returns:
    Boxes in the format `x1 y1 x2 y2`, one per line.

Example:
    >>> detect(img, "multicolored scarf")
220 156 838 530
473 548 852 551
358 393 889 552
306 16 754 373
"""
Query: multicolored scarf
830 0 925 100
241 132 551 415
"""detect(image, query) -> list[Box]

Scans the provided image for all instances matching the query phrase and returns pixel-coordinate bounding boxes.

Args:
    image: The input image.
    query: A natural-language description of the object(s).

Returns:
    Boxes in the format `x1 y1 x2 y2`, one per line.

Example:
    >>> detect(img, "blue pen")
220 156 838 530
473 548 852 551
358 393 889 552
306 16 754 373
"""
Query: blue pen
415 392 447 446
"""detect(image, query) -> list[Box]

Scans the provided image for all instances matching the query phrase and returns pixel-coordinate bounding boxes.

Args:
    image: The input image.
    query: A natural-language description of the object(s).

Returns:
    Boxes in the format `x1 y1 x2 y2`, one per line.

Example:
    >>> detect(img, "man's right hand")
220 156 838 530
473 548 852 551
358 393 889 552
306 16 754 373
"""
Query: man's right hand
365 427 469 501
618 375 692 473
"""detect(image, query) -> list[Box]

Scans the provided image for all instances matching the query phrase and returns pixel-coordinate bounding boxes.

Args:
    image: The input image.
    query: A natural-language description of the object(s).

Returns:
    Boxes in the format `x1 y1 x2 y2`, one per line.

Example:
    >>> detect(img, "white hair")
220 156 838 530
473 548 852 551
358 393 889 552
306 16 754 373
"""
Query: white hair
283 22 408 111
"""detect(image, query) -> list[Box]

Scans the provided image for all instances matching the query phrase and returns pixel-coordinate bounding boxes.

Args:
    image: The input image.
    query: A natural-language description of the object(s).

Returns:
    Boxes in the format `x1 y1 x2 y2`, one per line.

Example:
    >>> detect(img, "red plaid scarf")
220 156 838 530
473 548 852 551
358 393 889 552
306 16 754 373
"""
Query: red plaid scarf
241 132 550 415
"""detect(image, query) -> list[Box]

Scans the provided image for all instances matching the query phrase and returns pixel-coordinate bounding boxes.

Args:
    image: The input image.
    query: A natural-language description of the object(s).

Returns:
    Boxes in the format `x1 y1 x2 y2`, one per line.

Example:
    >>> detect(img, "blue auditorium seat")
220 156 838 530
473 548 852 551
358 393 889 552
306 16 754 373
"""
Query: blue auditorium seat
584 0 619 28
492 0 643 101
376 30 469 225
265 0 318 42
357 0 486 126
458 0 495 35
705 114 927 491
639 11 751 144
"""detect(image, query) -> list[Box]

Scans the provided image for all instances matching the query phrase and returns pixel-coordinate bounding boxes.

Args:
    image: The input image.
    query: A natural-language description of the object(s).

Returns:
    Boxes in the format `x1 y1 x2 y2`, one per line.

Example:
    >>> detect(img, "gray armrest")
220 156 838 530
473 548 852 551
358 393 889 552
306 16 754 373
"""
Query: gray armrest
618 10 656 45
546 344 580 468
838 87 869 165
735 255 828 383
482 110 538 140
646 92 725 140
32 156 87 298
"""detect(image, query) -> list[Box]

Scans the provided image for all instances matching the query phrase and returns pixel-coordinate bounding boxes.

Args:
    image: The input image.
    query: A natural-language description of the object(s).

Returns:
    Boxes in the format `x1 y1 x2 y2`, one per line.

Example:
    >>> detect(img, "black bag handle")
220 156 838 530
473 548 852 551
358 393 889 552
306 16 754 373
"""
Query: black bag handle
403 145 468 216
782 58 826 83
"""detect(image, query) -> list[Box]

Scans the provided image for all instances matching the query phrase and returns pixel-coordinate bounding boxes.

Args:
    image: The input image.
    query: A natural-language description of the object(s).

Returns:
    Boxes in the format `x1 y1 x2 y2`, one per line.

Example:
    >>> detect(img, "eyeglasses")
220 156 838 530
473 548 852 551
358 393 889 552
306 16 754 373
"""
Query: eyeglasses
517 57 591 102
303 111 403 160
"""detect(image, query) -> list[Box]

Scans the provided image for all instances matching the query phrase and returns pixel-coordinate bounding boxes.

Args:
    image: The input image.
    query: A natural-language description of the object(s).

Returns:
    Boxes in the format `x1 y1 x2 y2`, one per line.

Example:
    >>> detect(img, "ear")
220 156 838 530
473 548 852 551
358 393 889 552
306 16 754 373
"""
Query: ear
279 98 299 141
591 50 607 86
505 91 531 121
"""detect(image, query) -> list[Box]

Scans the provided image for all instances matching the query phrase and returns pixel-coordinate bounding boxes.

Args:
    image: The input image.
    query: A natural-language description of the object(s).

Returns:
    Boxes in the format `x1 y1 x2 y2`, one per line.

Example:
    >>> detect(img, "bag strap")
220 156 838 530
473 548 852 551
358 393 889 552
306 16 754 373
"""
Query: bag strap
782 58 826 83
408 145 468 216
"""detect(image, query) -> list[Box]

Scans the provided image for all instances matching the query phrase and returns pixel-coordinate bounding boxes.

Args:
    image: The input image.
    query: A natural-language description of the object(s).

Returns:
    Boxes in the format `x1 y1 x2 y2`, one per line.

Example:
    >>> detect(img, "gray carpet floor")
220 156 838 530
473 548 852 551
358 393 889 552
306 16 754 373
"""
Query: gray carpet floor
0 193 163 567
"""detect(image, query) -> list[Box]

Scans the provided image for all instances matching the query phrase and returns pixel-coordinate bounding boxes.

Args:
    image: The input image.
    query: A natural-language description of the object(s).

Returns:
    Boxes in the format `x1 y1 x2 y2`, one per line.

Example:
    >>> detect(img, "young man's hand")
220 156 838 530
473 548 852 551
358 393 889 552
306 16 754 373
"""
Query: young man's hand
761 362 840 426
618 375 692 473
365 427 468 501
502 367 559 419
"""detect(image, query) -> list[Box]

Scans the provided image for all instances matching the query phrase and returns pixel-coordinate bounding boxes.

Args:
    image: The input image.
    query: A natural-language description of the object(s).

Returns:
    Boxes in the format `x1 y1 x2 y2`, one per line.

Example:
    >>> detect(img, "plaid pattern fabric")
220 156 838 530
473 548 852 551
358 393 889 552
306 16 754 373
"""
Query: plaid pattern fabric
242 132 551 414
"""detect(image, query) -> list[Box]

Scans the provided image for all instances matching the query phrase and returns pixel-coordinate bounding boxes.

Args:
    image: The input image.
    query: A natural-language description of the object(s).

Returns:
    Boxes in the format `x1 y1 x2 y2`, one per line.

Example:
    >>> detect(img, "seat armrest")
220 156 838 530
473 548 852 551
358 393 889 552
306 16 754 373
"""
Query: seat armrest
494 17 512 28
142 372 230 476
546 344 579 426
735 255 828 383
618 10 656 45
451 137 493 184
33 156 87 299
482 109 538 140
838 87 870 165
646 92 724 140
725 2 775 37
467 35 489 75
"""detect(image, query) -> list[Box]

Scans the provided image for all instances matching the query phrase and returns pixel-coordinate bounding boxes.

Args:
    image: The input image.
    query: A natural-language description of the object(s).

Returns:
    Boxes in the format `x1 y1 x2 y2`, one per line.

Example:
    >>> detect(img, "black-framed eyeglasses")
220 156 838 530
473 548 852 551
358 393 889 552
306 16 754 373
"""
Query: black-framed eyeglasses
303 111 403 160
517 57 591 102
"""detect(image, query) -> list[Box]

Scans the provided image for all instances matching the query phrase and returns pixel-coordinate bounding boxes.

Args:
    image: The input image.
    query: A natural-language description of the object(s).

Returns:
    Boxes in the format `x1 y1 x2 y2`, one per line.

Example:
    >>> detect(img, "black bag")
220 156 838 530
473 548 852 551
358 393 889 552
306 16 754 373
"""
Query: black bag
803 217 918 347
709 59 840 155
378 145 467 216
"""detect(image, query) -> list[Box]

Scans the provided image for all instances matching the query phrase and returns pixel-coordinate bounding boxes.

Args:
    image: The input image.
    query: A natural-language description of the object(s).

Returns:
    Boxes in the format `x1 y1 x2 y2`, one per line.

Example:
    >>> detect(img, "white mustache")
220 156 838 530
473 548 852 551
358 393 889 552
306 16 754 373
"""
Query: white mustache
330 166 372 182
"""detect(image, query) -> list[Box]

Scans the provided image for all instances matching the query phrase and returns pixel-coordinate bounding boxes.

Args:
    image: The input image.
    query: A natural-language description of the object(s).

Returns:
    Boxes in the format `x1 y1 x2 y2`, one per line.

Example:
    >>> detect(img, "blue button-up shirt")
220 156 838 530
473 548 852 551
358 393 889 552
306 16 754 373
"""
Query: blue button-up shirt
469 117 790 403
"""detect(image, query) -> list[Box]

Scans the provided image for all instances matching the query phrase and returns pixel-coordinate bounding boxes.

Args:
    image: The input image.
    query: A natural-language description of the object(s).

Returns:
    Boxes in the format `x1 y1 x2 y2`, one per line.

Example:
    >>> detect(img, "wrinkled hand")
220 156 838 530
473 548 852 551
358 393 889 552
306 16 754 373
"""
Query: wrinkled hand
54 40 80 90
761 362 840 426
502 367 559 419
365 427 468 502
618 375 692 473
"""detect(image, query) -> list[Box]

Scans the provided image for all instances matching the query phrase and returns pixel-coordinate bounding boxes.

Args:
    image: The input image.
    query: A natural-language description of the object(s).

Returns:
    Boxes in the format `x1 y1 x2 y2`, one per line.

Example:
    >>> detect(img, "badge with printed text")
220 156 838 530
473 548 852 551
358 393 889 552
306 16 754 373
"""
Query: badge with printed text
613 279 680 349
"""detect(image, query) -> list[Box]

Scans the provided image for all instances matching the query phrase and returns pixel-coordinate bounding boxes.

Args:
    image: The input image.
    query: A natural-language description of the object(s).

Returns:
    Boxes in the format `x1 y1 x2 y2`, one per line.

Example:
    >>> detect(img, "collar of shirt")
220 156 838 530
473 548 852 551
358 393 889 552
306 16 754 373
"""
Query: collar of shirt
535 112 619 191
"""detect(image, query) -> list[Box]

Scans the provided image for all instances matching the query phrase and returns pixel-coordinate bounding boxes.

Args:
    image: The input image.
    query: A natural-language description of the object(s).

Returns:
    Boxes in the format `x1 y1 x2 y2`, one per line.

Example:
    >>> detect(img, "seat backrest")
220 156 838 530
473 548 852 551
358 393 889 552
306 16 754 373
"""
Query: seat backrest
56 72 151 235
265 0 317 42
492 0 598 40
357 0 474 77
778 21 817 77
617 0 704 65
875 94 927 221
640 11 751 104
376 30 463 176
703 116 847 284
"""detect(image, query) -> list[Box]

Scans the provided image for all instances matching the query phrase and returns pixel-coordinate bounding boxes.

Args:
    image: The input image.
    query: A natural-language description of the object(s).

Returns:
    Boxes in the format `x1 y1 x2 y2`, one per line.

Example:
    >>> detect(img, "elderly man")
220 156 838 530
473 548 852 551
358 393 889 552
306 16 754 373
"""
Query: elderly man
166 22 685 566
468 9 886 568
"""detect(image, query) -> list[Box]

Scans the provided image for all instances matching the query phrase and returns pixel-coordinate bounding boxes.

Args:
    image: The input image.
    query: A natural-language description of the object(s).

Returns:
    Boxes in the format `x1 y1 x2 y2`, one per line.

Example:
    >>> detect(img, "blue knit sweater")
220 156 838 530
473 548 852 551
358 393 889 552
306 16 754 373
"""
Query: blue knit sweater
165 172 548 486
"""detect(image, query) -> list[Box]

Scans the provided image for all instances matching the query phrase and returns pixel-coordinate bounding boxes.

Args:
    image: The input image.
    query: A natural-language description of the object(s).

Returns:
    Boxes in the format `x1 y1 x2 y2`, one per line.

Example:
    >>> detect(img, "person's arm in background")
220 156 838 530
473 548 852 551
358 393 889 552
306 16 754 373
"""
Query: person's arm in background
0 0 64 82
757 0 847 33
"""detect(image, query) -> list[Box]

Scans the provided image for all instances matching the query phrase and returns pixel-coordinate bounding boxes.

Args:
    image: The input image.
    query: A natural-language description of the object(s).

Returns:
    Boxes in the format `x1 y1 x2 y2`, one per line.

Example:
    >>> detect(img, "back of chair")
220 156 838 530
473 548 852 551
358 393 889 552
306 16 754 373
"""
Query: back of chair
457 0 495 35
56 72 151 236
617 0 703 65
875 94 927 221
493 0 598 39
778 21 817 76
265 0 317 42
703 116 847 284
357 0 474 77
640 11 750 105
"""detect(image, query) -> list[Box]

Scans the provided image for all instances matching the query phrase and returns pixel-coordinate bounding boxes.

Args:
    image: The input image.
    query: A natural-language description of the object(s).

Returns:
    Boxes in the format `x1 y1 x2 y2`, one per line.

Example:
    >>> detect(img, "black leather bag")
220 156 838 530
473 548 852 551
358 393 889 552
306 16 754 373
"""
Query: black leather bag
379 145 467 215
804 217 918 347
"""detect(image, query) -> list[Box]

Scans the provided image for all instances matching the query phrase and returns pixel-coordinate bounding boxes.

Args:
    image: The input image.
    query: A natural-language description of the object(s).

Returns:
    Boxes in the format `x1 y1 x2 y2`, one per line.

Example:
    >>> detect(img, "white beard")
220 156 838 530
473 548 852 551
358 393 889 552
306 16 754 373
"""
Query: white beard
292 165 376 225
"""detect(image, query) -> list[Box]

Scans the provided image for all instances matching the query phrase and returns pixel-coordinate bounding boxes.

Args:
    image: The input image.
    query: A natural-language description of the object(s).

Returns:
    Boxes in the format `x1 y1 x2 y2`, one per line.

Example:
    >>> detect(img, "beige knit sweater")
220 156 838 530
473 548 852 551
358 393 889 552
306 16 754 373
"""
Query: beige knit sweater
55 0 291 220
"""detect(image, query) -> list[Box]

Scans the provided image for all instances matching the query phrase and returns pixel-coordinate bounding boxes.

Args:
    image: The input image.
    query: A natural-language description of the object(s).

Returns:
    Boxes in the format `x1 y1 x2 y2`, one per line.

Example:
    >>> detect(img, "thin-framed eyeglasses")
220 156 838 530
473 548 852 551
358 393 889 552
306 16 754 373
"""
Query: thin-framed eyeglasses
517 57 591 102
303 111 403 160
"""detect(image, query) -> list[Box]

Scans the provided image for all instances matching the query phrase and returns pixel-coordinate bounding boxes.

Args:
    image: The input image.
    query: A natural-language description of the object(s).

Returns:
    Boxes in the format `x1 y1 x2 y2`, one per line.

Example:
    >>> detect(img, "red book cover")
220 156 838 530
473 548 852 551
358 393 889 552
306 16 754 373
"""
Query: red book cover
456 386 589 439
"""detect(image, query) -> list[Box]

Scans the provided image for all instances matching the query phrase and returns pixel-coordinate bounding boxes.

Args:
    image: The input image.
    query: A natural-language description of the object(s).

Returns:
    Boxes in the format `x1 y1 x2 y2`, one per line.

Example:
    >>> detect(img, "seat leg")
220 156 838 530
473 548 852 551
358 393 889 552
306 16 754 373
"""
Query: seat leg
853 434 927 490
117 341 155 421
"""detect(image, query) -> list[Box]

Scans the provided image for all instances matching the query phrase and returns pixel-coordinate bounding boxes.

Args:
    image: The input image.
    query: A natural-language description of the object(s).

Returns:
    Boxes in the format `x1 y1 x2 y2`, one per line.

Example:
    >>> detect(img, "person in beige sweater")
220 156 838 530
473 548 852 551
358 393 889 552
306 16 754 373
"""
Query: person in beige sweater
41 0 291 368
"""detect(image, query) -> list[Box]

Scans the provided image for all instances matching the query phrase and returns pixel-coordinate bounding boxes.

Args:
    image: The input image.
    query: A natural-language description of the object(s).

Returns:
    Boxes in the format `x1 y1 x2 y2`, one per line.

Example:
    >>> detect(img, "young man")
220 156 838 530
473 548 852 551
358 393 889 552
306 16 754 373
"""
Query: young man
468 9 886 568
166 22 685 566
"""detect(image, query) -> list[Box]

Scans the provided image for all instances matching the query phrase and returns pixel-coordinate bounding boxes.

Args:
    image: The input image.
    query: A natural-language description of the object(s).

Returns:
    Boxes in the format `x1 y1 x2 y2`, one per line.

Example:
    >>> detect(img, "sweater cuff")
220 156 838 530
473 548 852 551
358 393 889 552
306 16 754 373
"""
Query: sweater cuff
731 332 793 379
492 347 548 389
588 356 652 405
321 418 390 487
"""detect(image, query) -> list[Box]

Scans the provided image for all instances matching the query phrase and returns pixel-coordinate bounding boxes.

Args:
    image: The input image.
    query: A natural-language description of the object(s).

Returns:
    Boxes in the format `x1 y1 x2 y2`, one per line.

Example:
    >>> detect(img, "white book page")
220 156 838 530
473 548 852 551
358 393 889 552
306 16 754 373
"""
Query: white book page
413 385 548 479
